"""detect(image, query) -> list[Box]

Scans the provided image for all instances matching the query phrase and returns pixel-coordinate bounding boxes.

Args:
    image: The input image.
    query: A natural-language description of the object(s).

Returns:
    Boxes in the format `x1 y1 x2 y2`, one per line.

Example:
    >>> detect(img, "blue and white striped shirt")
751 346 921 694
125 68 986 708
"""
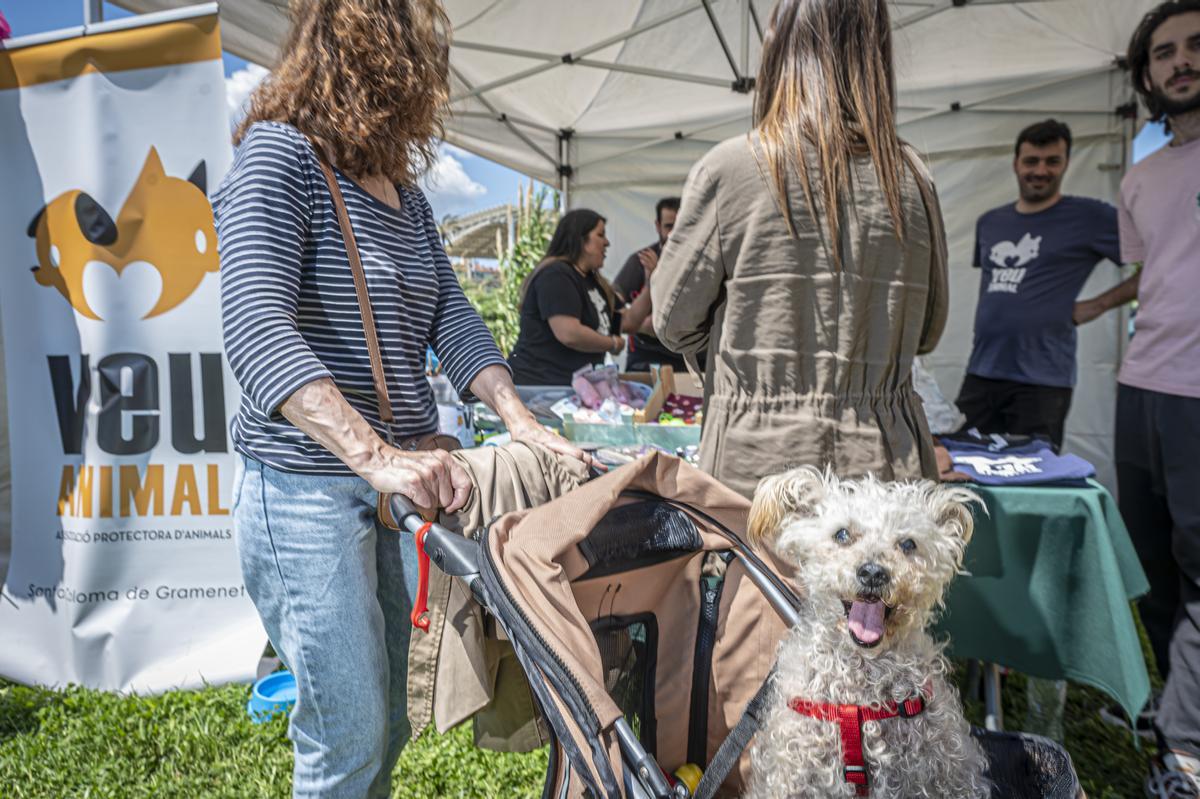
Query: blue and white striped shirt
215 121 506 473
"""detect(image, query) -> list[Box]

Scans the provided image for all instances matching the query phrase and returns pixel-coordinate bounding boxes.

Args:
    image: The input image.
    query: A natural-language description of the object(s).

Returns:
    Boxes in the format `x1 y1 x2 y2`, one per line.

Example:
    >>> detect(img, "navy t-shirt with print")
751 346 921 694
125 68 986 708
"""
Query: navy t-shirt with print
966 196 1121 388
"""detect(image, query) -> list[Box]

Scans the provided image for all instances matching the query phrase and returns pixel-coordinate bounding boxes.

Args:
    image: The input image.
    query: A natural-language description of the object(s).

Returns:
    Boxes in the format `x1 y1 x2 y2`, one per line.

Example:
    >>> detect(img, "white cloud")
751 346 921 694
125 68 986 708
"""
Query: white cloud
441 142 475 160
225 64 269 132
422 146 487 216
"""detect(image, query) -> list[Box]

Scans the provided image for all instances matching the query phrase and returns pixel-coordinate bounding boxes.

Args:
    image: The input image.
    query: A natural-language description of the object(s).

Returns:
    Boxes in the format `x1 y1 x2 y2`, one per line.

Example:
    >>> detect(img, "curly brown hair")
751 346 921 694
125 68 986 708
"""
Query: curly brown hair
235 0 450 186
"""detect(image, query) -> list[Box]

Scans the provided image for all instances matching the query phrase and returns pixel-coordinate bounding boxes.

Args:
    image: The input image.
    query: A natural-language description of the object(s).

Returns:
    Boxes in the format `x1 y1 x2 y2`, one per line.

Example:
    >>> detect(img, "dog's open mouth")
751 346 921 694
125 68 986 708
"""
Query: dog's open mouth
841 597 894 648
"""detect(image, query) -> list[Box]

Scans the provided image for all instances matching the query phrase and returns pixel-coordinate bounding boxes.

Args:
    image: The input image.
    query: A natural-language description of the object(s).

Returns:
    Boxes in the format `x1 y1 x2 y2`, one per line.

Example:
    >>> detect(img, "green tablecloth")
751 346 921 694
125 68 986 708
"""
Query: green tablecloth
934 480 1152 724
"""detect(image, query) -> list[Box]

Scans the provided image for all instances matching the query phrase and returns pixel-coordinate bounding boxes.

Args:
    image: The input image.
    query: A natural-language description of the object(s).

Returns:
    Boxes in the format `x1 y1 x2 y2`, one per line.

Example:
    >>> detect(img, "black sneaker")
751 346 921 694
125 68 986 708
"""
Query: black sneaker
1101 694 1159 740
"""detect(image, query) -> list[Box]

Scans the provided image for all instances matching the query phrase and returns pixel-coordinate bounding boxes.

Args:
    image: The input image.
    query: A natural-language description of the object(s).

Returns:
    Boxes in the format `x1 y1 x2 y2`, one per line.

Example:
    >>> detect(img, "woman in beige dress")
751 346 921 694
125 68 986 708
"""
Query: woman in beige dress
651 0 949 498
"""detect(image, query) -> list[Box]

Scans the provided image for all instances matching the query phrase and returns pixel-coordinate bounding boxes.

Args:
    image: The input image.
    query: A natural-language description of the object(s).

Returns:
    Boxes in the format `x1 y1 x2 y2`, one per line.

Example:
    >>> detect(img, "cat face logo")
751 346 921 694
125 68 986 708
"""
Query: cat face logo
988 233 1041 269
27 147 218 320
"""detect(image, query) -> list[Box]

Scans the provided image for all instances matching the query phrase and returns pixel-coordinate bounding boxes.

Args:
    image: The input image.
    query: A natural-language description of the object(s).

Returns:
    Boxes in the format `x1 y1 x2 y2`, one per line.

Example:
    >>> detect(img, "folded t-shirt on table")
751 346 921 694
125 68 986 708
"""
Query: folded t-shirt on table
939 430 1095 486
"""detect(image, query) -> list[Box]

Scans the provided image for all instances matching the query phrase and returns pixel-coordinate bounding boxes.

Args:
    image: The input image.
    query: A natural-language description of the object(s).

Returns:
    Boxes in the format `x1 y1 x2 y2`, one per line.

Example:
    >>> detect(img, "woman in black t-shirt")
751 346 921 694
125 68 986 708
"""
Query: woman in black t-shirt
508 209 652 385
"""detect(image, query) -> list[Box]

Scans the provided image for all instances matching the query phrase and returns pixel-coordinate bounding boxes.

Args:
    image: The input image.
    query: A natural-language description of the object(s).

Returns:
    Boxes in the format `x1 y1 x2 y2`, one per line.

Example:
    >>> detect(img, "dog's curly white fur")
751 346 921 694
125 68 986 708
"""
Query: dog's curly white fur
745 466 990 799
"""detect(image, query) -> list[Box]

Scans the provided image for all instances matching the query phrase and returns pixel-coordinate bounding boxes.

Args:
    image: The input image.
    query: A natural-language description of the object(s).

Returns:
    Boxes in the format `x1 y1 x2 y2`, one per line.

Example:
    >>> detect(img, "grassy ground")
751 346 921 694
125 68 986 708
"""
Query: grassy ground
0 669 1152 798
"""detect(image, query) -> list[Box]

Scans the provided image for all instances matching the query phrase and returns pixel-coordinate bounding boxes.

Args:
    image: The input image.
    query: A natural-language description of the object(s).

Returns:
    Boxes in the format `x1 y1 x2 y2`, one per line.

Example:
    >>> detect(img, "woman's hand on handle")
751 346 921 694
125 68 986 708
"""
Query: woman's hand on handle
359 447 472 513
279 377 471 513
469 364 602 471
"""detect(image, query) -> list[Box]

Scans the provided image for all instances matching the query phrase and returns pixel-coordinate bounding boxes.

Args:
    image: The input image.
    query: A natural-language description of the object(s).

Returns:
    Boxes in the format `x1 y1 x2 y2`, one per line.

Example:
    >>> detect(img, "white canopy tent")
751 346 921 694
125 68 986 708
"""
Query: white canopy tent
26 0 1162 501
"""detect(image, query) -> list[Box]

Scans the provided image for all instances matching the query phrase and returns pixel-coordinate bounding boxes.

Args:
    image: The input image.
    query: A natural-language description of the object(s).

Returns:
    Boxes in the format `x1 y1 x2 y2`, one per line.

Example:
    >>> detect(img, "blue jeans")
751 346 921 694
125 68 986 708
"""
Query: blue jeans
233 454 418 798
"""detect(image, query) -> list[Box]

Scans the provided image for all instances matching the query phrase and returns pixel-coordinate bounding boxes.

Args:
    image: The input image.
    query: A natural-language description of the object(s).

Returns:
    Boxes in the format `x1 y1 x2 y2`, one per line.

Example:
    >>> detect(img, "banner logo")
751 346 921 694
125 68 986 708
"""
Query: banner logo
27 146 217 320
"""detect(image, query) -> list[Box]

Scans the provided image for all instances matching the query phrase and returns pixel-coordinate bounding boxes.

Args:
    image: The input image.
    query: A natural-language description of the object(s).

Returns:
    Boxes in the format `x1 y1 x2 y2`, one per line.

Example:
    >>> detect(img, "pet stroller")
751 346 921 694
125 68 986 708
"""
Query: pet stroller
395 453 1081 798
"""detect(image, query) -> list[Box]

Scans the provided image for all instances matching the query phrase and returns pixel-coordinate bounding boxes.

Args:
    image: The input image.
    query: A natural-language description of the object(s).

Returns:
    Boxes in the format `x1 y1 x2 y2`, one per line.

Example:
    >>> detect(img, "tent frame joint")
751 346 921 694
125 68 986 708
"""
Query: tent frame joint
732 76 756 94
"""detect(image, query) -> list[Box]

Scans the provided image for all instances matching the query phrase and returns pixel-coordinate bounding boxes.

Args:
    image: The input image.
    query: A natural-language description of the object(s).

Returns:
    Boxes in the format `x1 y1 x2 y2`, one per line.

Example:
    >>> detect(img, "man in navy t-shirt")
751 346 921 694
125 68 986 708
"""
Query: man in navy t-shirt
956 119 1127 451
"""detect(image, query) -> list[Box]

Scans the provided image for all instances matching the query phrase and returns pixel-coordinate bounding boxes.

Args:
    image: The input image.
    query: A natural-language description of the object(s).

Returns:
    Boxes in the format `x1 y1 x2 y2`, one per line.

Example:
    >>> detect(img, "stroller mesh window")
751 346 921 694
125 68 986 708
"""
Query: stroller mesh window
592 614 659 755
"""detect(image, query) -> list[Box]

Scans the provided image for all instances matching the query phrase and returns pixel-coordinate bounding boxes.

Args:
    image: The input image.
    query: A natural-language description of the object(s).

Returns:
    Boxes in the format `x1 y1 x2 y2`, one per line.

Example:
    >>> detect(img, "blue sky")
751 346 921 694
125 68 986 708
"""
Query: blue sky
1 0 537 221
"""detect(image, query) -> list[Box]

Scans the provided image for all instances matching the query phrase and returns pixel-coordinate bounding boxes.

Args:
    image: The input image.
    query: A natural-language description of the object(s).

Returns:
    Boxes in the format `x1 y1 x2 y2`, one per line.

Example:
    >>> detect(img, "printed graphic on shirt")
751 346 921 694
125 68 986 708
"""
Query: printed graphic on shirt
952 454 1043 477
986 233 1042 294
988 232 1041 268
588 288 611 336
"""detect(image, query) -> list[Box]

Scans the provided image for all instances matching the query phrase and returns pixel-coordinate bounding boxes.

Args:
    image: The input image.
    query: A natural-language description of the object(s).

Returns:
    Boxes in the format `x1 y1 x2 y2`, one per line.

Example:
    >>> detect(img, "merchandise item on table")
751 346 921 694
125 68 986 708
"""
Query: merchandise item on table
938 429 1095 486
592 444 700 468
571 364 649 410
662 393 703 424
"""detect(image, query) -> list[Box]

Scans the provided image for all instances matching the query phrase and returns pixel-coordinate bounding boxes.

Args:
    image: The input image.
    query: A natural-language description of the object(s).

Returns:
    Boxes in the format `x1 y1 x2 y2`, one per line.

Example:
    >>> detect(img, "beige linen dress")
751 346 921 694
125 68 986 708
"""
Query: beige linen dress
652 133 949 498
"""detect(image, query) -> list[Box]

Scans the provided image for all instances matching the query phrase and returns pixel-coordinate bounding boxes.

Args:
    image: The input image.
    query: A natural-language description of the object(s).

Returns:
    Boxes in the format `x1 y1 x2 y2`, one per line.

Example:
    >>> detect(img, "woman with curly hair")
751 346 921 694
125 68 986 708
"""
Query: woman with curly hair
214 1 587 795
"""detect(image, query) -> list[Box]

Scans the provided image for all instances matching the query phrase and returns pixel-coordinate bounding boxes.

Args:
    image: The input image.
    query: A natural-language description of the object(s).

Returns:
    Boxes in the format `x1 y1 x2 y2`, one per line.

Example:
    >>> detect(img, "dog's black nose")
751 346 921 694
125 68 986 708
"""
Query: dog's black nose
857 562 890 589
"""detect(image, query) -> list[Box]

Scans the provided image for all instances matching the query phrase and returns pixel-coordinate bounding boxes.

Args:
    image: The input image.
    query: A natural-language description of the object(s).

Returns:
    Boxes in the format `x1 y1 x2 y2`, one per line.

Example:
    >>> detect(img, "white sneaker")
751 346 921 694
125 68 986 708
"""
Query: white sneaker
1146 752 1200 799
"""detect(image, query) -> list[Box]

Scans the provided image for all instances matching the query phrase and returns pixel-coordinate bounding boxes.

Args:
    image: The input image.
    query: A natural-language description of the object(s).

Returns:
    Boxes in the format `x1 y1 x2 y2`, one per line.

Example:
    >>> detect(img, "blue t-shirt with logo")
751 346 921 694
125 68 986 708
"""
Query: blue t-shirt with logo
967 196 1121 388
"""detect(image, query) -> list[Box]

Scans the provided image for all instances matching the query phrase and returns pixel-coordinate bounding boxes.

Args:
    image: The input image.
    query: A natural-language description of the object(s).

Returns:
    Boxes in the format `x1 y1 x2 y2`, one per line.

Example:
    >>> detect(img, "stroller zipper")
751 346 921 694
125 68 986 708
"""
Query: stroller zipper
476 524 620 797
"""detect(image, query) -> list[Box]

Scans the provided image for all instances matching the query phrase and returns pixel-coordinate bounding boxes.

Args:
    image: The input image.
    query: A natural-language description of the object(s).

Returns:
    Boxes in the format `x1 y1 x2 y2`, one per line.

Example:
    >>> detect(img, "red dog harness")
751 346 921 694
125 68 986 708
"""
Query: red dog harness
788 687 930 797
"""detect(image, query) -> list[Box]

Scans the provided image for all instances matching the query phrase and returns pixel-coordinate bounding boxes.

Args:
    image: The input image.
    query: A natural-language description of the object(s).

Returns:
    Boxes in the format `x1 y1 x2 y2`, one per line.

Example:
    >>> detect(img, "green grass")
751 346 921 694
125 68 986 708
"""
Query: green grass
1 625 1159 799
0 674 1153 798
0 680 545 799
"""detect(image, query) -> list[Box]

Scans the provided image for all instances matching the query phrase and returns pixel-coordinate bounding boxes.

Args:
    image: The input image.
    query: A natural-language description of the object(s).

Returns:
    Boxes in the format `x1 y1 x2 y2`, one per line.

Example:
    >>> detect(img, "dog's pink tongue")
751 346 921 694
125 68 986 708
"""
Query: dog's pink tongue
849 600 885 644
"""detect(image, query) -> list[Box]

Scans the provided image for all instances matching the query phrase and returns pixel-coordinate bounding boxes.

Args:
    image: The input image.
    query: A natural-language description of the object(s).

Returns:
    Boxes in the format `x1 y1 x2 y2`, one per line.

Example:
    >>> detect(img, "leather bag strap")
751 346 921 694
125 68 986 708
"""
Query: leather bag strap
312 151 394 427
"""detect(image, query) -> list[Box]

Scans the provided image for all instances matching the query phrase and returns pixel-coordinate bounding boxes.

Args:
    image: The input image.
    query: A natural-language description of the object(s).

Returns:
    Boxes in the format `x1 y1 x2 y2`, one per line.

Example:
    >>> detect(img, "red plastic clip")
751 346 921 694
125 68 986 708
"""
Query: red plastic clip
410 522 434 632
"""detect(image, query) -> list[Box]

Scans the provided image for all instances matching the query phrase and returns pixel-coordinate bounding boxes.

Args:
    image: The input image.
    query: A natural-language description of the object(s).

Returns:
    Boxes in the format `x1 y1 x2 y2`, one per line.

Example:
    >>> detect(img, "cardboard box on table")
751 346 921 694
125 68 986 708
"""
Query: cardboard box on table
564 366 703 449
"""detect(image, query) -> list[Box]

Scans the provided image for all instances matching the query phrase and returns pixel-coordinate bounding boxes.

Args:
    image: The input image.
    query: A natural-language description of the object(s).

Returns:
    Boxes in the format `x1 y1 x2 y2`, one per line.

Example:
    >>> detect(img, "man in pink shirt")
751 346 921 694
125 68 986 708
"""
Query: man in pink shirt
1111 3 1200 795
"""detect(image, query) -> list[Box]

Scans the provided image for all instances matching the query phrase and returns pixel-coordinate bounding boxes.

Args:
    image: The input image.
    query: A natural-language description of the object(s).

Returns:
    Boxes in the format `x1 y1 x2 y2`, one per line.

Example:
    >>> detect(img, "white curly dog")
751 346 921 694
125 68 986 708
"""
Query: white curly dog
744 466 990 799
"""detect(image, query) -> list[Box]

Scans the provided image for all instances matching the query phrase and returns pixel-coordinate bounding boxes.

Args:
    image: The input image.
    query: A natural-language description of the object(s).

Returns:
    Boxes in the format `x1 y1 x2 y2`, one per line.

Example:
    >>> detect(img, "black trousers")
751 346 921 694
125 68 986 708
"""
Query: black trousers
1116 384 1200 757
955 374 1073 452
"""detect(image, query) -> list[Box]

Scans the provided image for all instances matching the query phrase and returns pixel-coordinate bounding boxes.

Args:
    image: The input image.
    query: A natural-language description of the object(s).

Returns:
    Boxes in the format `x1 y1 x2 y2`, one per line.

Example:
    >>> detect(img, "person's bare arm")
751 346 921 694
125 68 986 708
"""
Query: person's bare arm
620 285 654 335
280 378 471 511
548 315 624 354
468 364 595 467
1074 268 1140 326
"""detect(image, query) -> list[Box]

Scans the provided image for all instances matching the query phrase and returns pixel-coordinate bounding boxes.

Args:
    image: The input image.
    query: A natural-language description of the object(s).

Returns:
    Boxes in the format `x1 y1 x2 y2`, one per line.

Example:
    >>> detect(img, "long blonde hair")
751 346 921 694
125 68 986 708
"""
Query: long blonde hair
753 0 906 260
235 0 450 185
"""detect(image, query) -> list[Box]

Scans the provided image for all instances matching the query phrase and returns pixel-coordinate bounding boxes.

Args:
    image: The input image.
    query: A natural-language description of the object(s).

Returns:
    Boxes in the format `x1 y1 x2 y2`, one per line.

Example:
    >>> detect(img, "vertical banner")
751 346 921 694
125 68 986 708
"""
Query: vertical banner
0 11 265 691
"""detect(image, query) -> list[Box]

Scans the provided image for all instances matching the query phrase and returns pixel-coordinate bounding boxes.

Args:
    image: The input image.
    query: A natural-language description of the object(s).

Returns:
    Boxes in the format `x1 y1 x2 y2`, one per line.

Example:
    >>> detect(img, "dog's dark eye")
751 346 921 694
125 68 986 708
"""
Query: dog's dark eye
899 538 917 554
833 528 851 545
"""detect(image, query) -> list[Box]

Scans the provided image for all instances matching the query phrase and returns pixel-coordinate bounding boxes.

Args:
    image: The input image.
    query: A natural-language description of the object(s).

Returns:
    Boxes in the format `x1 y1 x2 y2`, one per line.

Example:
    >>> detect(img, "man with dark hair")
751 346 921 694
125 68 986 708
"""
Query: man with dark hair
613 197 689 372
955 118 1134 452
1115 3 1200 795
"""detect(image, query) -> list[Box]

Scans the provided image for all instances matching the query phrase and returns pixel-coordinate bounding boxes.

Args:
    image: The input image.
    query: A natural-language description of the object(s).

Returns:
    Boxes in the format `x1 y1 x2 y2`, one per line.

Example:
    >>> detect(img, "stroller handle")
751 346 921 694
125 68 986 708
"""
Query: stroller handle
388 495 483 583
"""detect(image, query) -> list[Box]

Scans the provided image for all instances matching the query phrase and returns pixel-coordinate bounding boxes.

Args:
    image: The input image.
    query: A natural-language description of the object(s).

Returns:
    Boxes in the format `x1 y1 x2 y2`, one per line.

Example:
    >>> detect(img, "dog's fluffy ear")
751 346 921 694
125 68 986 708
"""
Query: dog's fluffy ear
748 466 828 543
927 483 982 546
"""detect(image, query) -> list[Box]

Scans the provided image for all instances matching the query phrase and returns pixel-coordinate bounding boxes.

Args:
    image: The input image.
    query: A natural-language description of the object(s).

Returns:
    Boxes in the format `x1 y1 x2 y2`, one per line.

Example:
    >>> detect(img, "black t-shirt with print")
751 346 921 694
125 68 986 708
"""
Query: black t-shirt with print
508 260 619 385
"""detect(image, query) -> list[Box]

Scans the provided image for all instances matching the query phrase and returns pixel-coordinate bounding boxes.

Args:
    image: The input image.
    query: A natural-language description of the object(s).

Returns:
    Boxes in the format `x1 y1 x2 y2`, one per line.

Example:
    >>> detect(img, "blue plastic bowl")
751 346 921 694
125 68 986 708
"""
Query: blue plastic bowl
247 670 297 723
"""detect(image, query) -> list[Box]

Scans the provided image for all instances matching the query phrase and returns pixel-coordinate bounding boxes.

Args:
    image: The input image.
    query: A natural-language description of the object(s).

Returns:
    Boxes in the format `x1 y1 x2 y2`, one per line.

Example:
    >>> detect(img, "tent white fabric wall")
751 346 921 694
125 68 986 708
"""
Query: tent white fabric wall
83 0 1161 496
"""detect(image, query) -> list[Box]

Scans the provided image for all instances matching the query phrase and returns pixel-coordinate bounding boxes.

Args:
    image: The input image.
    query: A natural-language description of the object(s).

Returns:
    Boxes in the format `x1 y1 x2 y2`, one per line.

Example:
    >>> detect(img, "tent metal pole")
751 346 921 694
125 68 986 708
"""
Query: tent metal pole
450 65 559 169
574 111 750 170
454 110 560 136
740 0 751 78
452 41 733 88
892 0 956 31
558 133 571 212
749 0 763 43
573 59 730 88
700 0 740 79
894 0 1059 29
451 3 706 104
83 0 103 26
898 64 1116 128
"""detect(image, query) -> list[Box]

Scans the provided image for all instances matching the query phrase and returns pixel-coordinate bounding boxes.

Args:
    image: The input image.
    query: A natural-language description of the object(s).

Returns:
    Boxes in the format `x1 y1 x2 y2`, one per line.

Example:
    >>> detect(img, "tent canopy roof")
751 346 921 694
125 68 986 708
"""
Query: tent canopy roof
114 0 1149 189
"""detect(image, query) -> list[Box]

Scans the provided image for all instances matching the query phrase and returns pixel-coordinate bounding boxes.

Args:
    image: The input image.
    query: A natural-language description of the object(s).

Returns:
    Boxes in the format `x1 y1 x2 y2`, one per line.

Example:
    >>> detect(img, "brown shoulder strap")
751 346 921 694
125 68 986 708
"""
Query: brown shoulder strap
312 152 394 426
